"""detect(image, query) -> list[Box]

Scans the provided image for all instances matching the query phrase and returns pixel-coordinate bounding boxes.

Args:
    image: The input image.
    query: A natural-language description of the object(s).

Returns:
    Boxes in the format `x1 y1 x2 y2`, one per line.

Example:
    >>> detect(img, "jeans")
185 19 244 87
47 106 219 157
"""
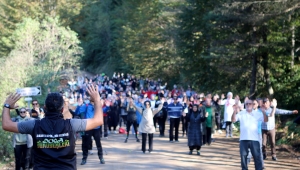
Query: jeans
169 118 180 141
142 133 153 152
82 129 103 160
240 140 263 170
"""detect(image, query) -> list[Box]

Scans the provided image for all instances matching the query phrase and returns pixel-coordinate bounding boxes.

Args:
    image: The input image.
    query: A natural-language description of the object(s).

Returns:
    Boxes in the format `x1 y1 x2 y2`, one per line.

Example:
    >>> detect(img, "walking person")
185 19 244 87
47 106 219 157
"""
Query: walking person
232 99 268 170
132 98 164 153
2 85 103 169
187 104 207 155
124 97 140 143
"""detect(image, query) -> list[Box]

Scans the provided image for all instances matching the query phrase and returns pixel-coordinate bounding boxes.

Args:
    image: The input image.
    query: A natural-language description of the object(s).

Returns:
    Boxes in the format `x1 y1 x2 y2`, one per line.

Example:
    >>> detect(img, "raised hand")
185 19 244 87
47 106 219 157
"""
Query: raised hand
4 93 21 109
86 85 100 103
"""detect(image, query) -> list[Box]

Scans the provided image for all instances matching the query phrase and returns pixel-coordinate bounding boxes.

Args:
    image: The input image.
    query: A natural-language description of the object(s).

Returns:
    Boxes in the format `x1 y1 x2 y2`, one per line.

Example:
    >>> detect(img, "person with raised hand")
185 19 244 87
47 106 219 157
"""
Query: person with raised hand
132 97 165 153
2 85 103 170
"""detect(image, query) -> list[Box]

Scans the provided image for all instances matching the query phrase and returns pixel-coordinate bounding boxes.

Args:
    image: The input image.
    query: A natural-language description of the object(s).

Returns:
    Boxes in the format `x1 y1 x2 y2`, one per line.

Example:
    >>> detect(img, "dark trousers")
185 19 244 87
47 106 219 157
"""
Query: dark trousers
126 120 138 138
153 117 158 129
142 133 153 152
181 115 188 135
14 144 28 170
189 145 201 151
119 115 127 127
215 115 221 130
226 121 232 136
82 129 103 160
262 129 276 156
203 127 212 145
102 116 108 137
169 118 180 141
158 116 167 136
240 140 262 170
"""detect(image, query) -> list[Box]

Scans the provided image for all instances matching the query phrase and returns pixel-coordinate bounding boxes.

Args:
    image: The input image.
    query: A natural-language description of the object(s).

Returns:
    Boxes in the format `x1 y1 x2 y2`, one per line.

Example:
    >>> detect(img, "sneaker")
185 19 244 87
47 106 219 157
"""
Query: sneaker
136 138 140 142
197 151 200 155
218 130 223 134
124 138 128 143
169 140 174 143
263 154 267 160
88 150 93 155
100 158 105 164
272 156 277 161
230 134 233 137
189 151 192 155
80 159 86 165
175 140 179 142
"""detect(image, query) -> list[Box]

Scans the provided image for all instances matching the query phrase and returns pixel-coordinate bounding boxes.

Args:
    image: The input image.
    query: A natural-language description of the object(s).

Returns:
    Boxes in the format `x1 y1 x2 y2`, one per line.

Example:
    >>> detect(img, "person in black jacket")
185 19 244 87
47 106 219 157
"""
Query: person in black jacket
124 97 140 143
2 85 103 169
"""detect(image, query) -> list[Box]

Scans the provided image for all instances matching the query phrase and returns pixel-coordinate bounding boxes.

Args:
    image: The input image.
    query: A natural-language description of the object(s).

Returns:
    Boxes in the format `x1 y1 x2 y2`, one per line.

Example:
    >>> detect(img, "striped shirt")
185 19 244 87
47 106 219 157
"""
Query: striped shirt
166 103 184 118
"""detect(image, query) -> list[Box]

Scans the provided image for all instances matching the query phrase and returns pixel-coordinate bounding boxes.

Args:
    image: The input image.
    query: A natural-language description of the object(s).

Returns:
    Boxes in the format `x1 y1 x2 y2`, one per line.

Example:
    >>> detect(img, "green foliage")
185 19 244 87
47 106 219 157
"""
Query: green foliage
276 121 300 148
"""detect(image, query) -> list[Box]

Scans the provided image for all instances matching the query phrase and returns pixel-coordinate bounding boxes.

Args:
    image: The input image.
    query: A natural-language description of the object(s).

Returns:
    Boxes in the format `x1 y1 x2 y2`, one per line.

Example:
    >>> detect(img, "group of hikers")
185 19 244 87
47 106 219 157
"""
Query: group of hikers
2 72 300 170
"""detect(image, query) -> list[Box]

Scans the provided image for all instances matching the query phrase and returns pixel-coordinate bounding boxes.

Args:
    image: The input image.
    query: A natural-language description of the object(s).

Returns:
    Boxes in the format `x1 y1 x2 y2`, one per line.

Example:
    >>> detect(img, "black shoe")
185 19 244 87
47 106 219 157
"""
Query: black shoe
272 156 277 161
81 159 86 165
124 138 128 143
148 149 152 153
100 158 105 164
143 151 145 154
197 151 200 155
136 138 140 142
189 151 192 155
175 140 179 142
169 140 174 143
263 154 267 160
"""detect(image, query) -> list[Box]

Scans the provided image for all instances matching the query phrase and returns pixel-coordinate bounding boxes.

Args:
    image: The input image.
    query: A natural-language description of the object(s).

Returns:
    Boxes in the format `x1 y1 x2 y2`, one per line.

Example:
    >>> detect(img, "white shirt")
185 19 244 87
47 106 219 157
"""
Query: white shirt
220 99 236 122
235 109 264 141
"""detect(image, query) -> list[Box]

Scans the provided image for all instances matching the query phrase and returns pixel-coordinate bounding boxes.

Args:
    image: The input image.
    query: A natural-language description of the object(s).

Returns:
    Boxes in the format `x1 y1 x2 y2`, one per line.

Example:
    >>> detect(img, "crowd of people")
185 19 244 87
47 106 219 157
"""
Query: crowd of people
2 72 300 170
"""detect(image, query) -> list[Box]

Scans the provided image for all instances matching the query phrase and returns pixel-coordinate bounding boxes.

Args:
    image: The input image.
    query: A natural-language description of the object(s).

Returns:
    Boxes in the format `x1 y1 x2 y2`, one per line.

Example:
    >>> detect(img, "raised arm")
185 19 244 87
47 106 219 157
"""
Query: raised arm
2 93 22 133
85 85 104 131
153 98 165 115
131 99 143 114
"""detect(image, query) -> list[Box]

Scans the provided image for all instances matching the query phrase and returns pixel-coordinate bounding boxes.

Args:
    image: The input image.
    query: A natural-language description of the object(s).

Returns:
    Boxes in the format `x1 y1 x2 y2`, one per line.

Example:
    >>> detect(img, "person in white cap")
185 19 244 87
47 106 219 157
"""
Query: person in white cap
219 92 235 137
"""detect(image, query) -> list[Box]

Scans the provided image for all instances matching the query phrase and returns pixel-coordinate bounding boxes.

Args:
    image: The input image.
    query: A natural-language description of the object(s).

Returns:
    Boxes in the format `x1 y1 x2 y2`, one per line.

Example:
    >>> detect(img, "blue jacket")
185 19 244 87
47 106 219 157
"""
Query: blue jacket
135 101 143 124
166 103 184 118
75 103 100 129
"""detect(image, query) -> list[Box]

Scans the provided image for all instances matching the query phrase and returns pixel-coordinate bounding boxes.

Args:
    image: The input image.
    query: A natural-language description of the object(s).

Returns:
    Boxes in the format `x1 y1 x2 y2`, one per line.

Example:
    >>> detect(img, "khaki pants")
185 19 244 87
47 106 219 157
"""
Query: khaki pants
262 128 276 156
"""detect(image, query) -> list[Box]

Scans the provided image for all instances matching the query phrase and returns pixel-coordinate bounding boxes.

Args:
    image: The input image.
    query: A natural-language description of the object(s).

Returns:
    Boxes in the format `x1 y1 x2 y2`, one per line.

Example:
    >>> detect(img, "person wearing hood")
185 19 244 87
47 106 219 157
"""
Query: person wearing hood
2 85 103 170
219 92 236 137
12 107 32 170
132 97 165 153
187 104 207 155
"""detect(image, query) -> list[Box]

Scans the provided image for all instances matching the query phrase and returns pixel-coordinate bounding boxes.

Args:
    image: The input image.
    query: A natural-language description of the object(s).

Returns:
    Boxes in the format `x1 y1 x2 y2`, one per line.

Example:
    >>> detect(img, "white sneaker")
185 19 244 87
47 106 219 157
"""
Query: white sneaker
218 130 223 134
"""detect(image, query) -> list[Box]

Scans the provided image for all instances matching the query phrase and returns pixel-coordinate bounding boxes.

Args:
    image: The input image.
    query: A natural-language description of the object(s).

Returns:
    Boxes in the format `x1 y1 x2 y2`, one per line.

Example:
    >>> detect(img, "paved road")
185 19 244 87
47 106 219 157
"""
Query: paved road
76 128 300 170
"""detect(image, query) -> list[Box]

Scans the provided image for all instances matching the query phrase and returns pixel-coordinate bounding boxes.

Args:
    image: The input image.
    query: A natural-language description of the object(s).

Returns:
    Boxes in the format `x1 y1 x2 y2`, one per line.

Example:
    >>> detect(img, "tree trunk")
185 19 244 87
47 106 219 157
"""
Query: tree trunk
250 53 257 98
291 25 295 68
262 52 274 97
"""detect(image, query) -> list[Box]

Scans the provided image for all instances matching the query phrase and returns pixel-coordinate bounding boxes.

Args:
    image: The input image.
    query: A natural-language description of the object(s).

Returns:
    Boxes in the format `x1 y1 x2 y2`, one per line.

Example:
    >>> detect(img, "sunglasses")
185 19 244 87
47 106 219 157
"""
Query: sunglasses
245 103 253 105
20 111 26 113
32 103 38 105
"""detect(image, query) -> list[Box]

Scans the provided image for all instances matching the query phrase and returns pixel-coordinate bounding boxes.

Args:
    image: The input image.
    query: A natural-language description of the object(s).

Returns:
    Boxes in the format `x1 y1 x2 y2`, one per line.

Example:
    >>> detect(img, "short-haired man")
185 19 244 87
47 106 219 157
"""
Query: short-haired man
2 85 103 169
261 98 298 161
232 99 268 170
166 94 184 142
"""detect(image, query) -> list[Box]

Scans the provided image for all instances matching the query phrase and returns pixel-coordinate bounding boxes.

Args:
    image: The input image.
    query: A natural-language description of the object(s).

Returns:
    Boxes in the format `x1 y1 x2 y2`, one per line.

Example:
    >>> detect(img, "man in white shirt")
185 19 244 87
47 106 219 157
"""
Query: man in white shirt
232 99 268 170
